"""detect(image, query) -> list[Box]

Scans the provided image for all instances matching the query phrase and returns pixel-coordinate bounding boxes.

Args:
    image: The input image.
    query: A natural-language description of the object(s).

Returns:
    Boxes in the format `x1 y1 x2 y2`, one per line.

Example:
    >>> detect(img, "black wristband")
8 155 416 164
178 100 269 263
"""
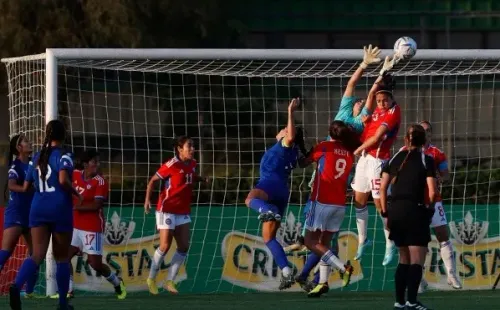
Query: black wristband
381 210 388 218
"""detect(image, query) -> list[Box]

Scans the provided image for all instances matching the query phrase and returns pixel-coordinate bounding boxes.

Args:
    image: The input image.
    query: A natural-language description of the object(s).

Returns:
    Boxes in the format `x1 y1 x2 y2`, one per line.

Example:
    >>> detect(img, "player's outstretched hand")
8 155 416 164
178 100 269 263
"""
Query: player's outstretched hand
144 201 151 214
360 44 382 69
288 97 300 113
379 54 400 76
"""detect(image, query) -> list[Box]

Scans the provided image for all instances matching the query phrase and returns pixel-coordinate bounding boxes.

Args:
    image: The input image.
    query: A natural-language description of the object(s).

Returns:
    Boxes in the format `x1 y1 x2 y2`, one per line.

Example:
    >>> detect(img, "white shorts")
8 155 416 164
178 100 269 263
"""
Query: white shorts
351 154 387 199
156 212 191 230
305 201 346 232
71 229 104 256
430 201 448 228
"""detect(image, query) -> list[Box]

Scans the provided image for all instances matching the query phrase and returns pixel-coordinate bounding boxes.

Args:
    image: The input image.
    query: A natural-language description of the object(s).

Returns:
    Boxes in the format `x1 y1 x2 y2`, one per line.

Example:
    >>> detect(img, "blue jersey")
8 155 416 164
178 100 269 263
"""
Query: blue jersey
259 138 299 184
26 147 74 232
4 159 34 228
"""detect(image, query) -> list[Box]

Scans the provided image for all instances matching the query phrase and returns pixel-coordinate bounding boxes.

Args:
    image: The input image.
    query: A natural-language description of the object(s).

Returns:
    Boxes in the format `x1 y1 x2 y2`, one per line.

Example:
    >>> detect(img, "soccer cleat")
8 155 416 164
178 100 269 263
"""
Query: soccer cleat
307 283 329 298
24 292 46 299
49 292 74 299
340 261 354 287
147 278 159 295
418 278 428 293
115 278 127 299
164 280 179 294
393 302 405 309
278 273 295 291
294 275 315 293
447 274 463 289
382 245 396 266
354 239 372 261
9 285 22 310
405 301 432 310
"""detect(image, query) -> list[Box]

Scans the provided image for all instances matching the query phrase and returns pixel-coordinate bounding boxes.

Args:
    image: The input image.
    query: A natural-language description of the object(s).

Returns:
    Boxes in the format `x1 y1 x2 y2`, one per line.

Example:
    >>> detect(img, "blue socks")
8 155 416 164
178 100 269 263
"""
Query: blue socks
25 265 39 294
0 249 12 272
299 252 321 279
14 257 38 289
56 262 70 307
248 198 279 214
265 239 289 270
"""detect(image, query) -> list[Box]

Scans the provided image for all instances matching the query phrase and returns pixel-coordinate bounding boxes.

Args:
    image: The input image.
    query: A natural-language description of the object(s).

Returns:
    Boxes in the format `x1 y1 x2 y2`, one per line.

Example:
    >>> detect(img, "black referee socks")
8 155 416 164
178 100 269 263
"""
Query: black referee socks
407 264 423 303
395 263 410 305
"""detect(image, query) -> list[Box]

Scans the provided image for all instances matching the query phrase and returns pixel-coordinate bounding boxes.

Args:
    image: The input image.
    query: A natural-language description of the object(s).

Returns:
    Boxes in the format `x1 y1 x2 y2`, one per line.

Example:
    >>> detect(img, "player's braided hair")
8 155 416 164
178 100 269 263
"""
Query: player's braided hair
4 134 24 201
329 120 361 153
294 126 308 157
391 124 426 185
38 120 66 181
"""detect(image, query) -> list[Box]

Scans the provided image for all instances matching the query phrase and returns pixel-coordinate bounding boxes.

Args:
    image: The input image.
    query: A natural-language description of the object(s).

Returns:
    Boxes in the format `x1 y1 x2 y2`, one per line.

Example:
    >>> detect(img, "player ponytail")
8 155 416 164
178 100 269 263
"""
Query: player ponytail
293 127 308 157
38 120 66 181
4 134 23 201
329 120 360 153
392 124 426 185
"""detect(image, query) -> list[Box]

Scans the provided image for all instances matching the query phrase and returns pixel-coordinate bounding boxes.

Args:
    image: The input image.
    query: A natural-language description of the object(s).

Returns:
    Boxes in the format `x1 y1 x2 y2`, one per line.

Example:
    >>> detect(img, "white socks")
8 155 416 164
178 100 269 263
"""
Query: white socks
149 248 166 280
440 241 456 275
319 262 331 283
167 251 187 281
356 206 369 244
106 272 121 287
321 250 346 273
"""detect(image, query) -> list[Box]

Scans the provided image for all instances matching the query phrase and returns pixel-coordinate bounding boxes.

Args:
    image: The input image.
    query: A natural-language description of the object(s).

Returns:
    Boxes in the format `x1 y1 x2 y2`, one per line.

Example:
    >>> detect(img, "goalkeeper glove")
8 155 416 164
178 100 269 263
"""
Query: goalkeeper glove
360 45 381 69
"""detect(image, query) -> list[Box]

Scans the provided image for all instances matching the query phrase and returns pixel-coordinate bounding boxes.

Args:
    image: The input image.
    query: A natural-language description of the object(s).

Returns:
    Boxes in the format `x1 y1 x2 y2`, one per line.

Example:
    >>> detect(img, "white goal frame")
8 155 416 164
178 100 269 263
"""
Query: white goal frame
3 47 500 296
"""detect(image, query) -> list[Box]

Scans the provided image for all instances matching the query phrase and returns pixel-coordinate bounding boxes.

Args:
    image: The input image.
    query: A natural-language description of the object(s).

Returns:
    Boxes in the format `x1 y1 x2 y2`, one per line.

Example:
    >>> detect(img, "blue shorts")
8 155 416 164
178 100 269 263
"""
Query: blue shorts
3 205 30 229
29 203 73 233
255 179 289 216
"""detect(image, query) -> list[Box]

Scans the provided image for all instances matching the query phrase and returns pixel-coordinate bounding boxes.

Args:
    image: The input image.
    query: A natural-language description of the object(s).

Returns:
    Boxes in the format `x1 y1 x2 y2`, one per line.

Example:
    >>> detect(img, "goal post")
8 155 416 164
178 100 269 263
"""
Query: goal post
1 48 499 296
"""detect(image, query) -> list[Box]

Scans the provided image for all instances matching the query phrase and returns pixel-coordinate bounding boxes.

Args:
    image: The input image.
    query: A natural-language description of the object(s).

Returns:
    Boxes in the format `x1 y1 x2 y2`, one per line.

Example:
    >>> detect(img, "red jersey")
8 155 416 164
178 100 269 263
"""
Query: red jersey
308 140 354 206
361 104 401 160
400 144 448 202
156 157 197 215
73 170 109 233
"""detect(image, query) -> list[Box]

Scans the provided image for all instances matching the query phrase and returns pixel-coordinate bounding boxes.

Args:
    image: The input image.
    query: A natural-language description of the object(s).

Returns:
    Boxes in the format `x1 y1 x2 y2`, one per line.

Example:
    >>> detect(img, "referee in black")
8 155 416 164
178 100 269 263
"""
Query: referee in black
380 124 438 310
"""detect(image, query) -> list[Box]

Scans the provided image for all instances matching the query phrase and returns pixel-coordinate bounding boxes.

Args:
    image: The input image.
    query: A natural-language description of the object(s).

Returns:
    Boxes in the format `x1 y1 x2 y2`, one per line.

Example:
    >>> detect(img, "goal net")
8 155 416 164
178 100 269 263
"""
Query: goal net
1 49 499 296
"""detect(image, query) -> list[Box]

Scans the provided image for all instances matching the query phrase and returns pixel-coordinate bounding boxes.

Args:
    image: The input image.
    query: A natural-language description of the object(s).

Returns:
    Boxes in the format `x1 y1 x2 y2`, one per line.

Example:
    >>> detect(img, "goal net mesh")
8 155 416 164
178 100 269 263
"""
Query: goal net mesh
1 53 499 296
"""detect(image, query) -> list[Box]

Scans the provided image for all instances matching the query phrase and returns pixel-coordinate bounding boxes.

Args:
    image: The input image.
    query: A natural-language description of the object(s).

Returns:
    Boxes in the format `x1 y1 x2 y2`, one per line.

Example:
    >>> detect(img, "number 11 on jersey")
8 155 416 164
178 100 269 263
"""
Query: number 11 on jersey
185 173 193 184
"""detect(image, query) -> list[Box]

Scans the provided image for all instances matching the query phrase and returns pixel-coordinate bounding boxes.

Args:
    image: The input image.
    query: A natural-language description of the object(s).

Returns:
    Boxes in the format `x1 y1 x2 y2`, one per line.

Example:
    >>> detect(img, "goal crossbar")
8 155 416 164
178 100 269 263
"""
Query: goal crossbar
3 49 500 62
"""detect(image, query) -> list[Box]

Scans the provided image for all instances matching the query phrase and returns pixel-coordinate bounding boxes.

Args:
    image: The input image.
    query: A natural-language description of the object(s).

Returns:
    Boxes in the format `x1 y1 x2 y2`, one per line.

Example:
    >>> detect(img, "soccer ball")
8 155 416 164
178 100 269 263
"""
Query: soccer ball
393 36 417 60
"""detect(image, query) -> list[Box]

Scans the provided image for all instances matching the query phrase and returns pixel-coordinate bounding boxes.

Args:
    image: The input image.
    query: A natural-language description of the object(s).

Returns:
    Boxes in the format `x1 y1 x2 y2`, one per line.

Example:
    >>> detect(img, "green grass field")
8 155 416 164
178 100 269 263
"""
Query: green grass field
3 290 500 310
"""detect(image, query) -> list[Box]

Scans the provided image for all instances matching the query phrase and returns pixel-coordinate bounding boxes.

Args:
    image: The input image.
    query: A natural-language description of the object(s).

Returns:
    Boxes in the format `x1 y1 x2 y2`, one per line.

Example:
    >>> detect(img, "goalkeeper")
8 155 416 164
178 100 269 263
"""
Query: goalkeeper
286 45 385 291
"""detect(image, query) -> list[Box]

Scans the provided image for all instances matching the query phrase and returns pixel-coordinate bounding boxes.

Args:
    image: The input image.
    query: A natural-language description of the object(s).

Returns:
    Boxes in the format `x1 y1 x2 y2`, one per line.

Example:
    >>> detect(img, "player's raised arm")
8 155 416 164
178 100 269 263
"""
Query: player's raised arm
344 45 381 97
282 98 300 146
363 55 399 114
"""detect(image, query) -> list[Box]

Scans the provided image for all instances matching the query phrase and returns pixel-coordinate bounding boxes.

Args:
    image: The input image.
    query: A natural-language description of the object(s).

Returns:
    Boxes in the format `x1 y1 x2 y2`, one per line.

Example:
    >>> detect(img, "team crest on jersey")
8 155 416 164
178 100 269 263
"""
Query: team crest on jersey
104 212 136 245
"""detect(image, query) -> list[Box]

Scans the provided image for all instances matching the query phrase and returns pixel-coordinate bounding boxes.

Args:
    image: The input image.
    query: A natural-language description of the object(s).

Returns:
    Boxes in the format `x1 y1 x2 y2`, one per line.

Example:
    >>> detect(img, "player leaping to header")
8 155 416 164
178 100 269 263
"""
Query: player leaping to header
145 136 208 295
351 55 402 266
245 98 309 290
64 150 126 299
412 121 462 291
290 45 390 288
300 120 360 298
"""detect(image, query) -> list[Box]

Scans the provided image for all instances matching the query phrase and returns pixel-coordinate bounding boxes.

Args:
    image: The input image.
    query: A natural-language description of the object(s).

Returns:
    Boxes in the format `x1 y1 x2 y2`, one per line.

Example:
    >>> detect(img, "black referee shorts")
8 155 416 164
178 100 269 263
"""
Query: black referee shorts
387 201 431 247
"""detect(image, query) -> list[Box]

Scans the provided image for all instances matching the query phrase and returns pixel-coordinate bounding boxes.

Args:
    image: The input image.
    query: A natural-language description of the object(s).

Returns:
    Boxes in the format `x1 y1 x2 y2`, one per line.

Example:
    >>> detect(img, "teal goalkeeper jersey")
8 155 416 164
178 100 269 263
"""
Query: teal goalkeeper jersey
334 95 370 134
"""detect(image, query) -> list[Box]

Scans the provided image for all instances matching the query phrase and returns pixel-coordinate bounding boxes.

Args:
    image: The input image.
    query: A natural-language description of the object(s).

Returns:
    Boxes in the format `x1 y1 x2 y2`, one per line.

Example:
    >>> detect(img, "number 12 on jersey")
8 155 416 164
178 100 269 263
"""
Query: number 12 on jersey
37 166 55 193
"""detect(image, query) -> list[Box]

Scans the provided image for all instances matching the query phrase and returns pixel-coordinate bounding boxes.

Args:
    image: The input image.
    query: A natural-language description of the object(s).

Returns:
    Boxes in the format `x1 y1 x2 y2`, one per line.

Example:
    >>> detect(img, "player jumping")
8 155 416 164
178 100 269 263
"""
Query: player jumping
65 150 126 299
245 98 309 290
291 45 384 287
0 134 39 298
10 120 81 310
300 120 359 297
351 55 401 266
145 136 208 295
415 121 462 291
